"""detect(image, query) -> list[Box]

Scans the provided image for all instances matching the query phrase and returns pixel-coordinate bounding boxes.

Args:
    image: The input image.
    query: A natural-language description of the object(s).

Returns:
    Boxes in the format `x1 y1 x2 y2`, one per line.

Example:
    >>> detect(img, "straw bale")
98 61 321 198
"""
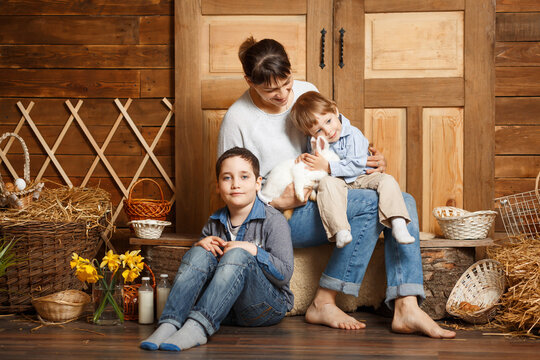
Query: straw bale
487 236 540 336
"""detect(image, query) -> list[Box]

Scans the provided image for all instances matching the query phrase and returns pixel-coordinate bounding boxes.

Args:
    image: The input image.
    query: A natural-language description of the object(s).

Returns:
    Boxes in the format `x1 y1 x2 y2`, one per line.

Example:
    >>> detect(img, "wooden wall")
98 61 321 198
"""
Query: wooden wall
0 1 175 252
0 1 538 244
494 1 540 231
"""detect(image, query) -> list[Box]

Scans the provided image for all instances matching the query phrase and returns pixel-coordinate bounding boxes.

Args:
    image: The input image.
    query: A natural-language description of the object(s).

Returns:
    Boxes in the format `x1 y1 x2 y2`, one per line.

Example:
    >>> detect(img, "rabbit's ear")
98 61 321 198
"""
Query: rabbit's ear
310 136 317 151
317 136 327 151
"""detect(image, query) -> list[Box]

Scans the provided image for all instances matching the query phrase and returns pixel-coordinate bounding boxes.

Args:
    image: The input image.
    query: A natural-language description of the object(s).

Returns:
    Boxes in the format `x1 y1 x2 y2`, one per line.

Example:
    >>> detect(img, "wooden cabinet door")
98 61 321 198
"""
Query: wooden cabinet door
334 0 494 235
175 0 333 233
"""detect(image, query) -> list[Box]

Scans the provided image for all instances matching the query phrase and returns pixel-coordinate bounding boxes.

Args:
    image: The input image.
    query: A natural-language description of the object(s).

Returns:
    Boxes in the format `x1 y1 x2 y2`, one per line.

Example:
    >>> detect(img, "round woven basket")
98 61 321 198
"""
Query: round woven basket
433 206 497 239
128 219 171 239
32 290 91 323
123 178 171 222
446 259 505 324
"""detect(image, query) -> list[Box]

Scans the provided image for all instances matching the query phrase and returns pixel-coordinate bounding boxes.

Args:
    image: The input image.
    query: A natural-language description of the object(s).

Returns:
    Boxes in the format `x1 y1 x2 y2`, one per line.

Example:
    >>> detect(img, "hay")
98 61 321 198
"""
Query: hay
0 183 112 231
487 236 540 337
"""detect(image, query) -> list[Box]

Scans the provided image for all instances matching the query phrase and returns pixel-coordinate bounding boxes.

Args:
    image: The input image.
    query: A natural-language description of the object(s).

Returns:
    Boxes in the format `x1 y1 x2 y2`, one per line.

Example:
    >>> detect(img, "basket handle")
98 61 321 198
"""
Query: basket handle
0 132 31 192
127 178 165 202
535 171 540 199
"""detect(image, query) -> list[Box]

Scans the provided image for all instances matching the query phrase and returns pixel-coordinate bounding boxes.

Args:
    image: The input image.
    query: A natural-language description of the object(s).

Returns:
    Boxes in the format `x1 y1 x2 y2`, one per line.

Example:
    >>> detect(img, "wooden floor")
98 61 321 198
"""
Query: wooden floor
0 311 539 360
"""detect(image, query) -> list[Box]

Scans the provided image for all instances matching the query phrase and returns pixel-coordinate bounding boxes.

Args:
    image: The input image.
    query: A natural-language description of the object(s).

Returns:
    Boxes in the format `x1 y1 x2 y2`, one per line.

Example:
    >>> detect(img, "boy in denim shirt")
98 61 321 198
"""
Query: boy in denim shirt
141 147 293 352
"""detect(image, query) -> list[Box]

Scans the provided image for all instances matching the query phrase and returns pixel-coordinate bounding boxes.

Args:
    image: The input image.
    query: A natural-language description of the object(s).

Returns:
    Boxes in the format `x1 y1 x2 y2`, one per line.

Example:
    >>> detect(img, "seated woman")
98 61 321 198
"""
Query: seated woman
217 36 455 338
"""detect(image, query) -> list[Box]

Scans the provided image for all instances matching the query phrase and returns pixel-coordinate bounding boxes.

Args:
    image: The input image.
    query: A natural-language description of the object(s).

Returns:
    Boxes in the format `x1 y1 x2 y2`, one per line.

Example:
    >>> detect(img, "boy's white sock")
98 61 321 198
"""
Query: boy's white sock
335 230 353 248
140 322 177 351
391 217 415 244
160 319 208 352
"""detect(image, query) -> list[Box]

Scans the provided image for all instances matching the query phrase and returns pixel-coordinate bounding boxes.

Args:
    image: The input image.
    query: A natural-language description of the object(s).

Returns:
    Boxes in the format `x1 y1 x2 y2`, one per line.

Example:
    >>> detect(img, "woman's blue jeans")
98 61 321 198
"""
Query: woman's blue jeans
159 246 288 336
288 188 425 308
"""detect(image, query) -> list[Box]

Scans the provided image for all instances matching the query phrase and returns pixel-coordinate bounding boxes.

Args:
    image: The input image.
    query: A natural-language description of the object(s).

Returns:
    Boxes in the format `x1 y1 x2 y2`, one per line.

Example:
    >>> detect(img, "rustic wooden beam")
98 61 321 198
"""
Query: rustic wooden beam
306 0 333 99
463 0 495 214
0 0 173 15
495 42 540 67
496 67 540 96
496 13 540 41
496 97 540 125
406 106 423 226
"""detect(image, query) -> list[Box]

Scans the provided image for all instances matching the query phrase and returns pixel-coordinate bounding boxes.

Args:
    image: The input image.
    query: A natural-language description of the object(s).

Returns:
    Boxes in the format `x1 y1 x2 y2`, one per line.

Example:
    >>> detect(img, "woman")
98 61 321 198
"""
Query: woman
218 36 455 338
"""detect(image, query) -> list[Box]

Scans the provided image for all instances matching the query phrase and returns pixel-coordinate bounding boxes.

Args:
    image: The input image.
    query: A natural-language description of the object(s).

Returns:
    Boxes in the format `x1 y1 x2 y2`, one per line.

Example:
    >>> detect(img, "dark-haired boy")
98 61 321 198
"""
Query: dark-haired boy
141 147 293 352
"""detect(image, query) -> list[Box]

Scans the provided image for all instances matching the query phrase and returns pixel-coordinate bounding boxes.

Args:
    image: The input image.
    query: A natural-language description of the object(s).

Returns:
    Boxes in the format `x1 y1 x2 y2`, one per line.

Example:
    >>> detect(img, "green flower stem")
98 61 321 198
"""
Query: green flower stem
93 269 124 323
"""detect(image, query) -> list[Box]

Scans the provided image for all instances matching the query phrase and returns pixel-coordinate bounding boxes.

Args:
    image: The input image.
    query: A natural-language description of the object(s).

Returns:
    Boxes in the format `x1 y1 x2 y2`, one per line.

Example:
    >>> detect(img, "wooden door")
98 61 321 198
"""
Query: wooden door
334 1 494 235
175 0 333 233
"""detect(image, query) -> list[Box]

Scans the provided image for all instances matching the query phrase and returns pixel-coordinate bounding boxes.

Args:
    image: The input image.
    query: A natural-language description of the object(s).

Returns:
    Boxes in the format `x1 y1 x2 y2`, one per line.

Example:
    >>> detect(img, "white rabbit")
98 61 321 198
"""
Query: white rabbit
260 136 339 212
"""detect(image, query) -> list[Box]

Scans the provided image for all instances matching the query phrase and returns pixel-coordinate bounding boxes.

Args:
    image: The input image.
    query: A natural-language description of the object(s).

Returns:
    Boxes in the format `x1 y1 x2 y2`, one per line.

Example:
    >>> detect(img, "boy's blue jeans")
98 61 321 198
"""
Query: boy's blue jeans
159 246 288 336
288 189 425 308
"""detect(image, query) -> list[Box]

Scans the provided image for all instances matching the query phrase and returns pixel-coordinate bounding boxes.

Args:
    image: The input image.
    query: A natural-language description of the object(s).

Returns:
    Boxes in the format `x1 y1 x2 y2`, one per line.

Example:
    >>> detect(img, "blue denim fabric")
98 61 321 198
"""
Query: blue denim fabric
159 246 288 336
288 188 425 308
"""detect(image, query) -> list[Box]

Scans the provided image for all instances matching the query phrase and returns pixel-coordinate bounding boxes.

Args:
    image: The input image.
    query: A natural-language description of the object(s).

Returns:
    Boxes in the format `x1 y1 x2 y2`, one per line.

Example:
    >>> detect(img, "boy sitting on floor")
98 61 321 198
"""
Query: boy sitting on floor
140 147 294 352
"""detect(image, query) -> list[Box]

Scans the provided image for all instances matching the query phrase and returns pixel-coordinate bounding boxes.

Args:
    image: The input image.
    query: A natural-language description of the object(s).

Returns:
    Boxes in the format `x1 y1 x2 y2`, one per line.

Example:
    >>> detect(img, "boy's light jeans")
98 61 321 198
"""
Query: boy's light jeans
159 246 288 336
288 188 425 309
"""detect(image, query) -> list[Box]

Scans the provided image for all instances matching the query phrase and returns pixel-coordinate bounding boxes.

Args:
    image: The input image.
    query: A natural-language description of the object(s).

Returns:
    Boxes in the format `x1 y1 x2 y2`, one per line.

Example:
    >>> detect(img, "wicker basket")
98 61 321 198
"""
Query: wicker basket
123 178 171 223
128 219 171 239
0 220 101 313
123 263 156 321
32 290 90 322
0 132 44 209
433 206 497 240
446 259 505 324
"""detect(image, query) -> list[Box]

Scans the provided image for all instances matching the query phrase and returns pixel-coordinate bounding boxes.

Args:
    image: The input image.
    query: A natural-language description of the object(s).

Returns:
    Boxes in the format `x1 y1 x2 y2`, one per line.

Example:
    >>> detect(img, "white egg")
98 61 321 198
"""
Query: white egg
14 178 26 191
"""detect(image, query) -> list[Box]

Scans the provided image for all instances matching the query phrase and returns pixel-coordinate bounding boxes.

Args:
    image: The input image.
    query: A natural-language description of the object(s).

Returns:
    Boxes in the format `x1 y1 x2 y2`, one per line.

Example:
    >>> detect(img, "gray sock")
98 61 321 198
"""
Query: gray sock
140 322 177 351
160 319 208 351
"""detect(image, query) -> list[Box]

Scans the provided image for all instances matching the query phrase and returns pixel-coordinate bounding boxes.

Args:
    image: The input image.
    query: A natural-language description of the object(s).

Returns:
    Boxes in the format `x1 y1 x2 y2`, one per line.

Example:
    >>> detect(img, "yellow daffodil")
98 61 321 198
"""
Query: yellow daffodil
75 263 102 283
122 266 141 283
100 249 121 271
70 253 81 269
120 250 143 268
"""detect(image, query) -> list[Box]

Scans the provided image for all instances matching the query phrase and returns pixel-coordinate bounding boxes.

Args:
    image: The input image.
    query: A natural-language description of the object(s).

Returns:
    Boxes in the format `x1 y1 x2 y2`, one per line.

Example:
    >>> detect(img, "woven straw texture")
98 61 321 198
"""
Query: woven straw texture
446 259 505 324
123 178 171 222
123 263 156 321
32 290 90 322
129 219 171 239
433 206 497 239
0 132 43 209
0 221 100 313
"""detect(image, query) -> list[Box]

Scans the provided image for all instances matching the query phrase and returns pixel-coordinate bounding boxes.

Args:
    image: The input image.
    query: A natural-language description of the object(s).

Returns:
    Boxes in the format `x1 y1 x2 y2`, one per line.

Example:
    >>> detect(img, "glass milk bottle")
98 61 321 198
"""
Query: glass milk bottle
138 277 154 324
156 274 171 320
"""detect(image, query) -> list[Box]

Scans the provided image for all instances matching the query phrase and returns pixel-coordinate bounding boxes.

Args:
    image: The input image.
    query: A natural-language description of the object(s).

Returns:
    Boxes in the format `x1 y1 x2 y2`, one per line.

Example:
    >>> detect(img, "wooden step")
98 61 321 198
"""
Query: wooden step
130 233 496 248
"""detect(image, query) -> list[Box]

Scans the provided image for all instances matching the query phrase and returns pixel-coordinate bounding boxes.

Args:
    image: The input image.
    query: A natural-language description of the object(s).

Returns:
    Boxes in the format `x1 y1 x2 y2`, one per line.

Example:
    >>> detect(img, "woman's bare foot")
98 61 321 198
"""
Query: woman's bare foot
392 296 456 339
305 288 365 330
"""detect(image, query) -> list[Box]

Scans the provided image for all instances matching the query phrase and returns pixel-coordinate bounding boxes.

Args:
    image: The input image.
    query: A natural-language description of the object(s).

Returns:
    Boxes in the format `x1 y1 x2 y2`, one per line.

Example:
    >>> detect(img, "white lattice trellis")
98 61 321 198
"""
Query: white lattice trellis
0 98 176 254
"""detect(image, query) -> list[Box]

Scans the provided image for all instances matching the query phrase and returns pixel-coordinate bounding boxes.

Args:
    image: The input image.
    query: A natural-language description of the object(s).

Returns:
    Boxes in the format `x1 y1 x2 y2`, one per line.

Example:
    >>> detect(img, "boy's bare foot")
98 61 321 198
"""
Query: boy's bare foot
305 302 365 330
392 296 456 339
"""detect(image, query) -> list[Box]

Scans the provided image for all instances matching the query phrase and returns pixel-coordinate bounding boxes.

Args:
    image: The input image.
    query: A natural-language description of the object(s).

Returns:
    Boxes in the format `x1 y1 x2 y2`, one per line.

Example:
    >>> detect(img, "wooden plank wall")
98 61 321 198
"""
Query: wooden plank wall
494 1 540 231
0 0 537 241
0 1 175 251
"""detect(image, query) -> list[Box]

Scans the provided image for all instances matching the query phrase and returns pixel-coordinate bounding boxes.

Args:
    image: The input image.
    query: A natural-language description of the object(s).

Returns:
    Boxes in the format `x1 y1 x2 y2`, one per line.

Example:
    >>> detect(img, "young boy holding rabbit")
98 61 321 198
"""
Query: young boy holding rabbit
140 147 293 352
290 91 415 248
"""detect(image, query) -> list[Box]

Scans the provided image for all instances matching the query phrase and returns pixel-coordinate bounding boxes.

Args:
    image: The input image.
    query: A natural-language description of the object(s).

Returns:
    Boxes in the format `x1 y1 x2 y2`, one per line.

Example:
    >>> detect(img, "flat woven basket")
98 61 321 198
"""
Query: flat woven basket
123 263 156 321
123 178 171 222
0 132 44 209
433 206 497 239
32 290 90 323
446 259 505 324
0 221 101 313
128 219 171 239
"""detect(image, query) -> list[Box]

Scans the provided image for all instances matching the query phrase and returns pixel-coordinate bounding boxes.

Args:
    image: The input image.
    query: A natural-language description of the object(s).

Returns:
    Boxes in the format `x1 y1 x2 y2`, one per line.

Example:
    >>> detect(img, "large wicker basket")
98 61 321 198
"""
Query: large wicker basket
446 259 505 324
0 132 44 209
0 221 101 313
123 178 171 223
433 206 497 240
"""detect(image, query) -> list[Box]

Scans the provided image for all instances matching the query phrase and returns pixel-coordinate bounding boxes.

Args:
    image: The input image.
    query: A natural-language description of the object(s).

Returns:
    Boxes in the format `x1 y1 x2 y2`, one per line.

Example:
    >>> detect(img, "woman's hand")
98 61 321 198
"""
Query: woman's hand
223 241 258 256
195 236 227 257
365 146 387 174
269 183 311 211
